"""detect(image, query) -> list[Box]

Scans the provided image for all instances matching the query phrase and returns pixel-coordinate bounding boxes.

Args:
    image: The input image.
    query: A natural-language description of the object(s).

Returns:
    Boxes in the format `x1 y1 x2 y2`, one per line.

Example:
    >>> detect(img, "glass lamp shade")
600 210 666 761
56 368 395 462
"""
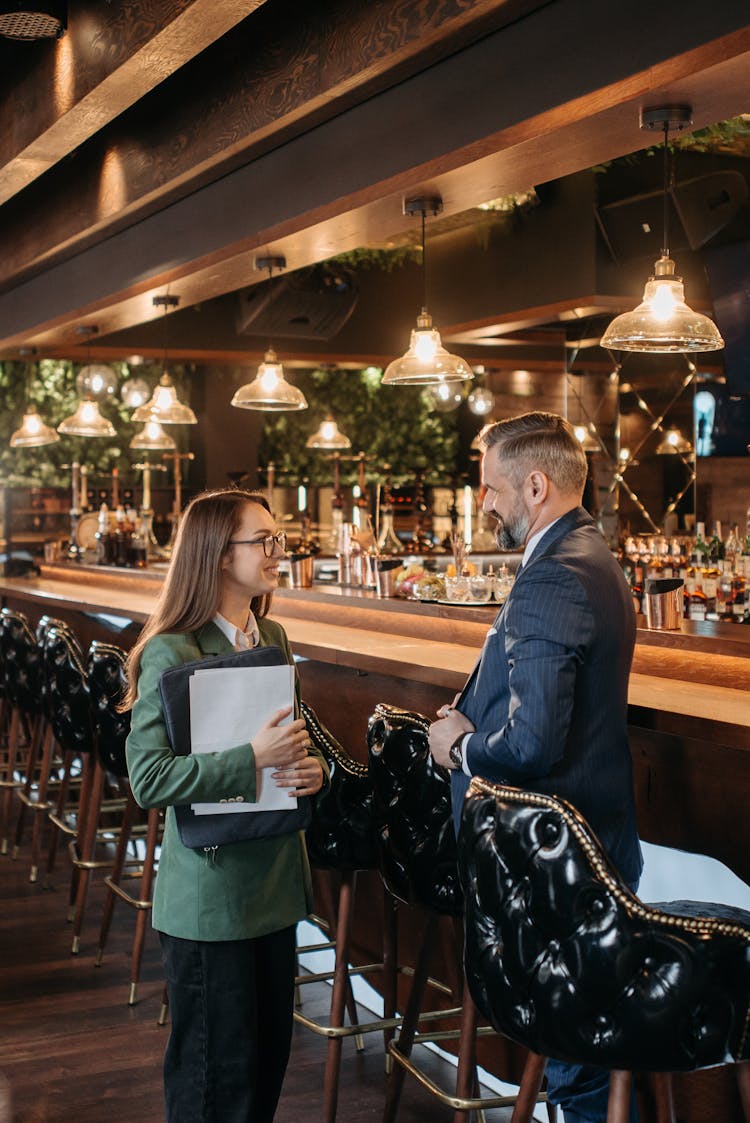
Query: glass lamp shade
129 419 177 450
231 349 308 412
131 372 197 424
121 376 151 409
467 386 495 416
57 398 117 437
382 309 473 386
656 427 692 455
306 416 351 449
427 382 463 412
10 406 60 447
75 362 118 401
601 256 724 353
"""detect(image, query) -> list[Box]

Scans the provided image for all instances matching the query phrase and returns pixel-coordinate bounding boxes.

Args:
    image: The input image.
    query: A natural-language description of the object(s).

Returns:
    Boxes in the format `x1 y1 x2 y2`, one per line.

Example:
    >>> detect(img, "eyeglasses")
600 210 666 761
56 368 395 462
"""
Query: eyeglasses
228 531 287 557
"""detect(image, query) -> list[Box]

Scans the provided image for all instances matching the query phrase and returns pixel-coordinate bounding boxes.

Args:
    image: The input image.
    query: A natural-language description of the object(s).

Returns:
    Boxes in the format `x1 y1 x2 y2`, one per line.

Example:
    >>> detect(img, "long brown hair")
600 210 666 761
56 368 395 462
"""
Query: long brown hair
122 488 272 708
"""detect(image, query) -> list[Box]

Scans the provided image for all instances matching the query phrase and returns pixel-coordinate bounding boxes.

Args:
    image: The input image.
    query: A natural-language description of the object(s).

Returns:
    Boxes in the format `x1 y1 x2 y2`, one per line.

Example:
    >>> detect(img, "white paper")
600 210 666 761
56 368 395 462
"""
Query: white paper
188 663 296 815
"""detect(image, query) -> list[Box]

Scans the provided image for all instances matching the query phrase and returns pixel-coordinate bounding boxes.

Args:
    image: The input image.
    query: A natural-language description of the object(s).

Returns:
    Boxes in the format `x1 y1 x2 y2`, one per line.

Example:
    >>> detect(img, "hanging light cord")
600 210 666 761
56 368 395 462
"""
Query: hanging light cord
420 205 428 313
661 119 671 260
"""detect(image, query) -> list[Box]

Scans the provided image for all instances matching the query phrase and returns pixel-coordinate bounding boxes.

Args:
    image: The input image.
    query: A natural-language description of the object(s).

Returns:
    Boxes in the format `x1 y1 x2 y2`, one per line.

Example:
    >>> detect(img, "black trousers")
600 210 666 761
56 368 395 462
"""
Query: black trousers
159 926 296 1123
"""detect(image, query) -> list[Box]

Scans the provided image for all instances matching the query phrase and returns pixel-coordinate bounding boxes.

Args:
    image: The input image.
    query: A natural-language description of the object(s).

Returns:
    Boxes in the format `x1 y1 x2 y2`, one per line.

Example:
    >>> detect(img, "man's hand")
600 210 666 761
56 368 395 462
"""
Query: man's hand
429 704 474 770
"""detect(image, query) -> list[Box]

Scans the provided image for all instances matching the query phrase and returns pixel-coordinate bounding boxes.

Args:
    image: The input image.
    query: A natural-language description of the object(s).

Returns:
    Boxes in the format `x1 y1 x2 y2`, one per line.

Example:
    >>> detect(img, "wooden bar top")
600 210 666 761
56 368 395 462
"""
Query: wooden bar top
2 562 750 731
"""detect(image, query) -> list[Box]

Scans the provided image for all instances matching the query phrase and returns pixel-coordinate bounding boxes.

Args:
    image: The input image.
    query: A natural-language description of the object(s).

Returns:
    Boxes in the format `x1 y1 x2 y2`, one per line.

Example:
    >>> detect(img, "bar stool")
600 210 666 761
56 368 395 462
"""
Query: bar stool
31 617 91 886
0 607 46 858
460 777 750 1123
90 640 164 1011
296 700 398 1123
368 702 550 1123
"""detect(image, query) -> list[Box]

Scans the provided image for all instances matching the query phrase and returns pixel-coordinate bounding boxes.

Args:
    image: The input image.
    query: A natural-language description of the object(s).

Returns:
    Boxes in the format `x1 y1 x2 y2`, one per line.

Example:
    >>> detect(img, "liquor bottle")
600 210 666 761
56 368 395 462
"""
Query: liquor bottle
708 522 724 563
687 575 708 622
724 524 740 574
129 516 148 568
94 503 112 566
693 522 708 566
113 506 131 567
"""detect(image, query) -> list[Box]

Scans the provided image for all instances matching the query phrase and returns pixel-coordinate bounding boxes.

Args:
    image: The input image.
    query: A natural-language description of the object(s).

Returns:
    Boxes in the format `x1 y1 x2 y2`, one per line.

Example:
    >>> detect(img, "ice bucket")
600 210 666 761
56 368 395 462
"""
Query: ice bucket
643 577 683 631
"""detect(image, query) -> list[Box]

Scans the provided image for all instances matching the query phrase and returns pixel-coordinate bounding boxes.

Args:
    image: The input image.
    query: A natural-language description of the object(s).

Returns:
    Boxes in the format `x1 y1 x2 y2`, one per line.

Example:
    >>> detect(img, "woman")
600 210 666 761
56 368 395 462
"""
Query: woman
125 488 326 1123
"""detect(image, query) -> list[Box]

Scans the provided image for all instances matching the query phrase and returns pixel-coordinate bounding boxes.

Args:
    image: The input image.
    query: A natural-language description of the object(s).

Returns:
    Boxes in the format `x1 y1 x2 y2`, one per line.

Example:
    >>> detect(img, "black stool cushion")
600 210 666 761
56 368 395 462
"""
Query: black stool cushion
368 702 461 915
460 778 750 1074
0 607 44 715
43 624 94 756
302 700 378 872
86 642 131 777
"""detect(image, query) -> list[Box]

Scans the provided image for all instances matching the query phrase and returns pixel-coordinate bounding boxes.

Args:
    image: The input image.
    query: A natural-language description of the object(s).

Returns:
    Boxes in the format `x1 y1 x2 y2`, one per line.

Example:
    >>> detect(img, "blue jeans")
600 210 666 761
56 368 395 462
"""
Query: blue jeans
159 926 296 1123
545 877 641 1123
545 1060 640 1123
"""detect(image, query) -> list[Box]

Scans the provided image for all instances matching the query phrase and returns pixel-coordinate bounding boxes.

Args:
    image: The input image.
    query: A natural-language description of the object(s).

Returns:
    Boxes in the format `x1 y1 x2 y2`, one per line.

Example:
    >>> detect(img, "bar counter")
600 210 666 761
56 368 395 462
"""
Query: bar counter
3 562 749 1119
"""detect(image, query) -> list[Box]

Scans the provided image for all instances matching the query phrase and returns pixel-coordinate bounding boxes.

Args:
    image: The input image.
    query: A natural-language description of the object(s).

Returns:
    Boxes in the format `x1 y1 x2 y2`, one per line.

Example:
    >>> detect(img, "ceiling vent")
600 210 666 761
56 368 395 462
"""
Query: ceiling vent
235 263 358 341
0 2 66 40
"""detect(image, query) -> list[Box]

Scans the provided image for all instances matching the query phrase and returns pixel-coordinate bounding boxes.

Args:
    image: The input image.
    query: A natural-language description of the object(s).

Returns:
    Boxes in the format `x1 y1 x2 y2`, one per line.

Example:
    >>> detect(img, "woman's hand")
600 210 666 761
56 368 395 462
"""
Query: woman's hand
272 754 325 798
251 707 311 771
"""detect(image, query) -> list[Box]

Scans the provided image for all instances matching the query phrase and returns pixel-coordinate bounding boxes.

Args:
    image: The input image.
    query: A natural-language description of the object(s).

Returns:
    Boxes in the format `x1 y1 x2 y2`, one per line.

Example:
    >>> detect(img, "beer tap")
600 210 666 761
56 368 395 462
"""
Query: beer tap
162 450 195 554
133 458 169 558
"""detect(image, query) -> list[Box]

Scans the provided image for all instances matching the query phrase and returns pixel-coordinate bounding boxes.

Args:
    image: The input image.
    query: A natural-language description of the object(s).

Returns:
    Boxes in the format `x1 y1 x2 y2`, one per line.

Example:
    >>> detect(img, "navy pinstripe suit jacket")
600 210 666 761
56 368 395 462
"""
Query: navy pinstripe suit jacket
453 506 643 886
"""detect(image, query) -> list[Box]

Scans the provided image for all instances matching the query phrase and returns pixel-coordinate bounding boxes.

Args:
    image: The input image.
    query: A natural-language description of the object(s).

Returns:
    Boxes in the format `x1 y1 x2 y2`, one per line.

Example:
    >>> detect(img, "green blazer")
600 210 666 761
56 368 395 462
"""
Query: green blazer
126 617 327 941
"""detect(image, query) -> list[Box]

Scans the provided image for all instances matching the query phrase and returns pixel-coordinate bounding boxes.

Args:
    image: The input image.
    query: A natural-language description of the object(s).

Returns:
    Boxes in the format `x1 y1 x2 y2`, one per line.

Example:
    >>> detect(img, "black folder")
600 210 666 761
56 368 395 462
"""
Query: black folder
158 645 311 849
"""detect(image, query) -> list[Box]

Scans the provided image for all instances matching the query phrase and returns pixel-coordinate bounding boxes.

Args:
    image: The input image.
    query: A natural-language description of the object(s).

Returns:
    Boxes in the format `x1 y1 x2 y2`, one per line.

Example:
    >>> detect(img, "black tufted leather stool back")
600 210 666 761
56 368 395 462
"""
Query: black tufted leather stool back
302 699 378 872
0 607 44 717
86 641 130 777
367 701 461 916
460 776 750 1119
42 623 94 758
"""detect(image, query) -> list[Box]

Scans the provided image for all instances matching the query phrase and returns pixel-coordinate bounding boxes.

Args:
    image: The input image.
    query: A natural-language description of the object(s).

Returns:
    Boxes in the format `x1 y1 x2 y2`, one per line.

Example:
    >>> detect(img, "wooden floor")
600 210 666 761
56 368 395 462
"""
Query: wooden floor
0 831 523 1123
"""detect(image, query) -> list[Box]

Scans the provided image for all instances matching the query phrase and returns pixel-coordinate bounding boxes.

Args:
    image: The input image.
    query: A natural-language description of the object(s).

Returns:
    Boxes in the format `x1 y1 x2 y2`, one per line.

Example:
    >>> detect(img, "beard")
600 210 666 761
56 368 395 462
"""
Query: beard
493 497 530 551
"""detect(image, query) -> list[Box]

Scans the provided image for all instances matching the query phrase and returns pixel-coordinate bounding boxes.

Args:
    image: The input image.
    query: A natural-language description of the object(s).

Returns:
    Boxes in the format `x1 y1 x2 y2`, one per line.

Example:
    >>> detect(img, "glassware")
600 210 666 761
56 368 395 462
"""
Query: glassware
444 574 471 602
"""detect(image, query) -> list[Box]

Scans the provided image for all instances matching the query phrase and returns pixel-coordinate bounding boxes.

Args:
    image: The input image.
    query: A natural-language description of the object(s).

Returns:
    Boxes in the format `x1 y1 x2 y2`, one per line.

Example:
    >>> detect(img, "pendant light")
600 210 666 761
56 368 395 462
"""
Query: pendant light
57 325 119 436
132 295 198 424
58 396 117 437
306 415 352 449
601 106 724 354
10 356 60 447
231 256 308 411
10 406 60 448
130 419 177 451
382 195 473 386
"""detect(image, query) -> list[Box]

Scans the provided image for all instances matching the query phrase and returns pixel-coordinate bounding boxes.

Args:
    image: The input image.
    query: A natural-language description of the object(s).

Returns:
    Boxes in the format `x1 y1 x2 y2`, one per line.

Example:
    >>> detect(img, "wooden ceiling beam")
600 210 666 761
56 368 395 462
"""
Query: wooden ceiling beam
0 0 269 207
0 1 747 355
0 0 540 287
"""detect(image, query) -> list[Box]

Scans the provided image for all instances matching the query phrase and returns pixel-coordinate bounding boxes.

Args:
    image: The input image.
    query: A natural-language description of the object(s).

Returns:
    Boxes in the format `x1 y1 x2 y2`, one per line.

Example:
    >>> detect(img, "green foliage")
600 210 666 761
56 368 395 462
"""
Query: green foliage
593 116 750 173
257 368 459 487
327 246 420 271
0 359 193 489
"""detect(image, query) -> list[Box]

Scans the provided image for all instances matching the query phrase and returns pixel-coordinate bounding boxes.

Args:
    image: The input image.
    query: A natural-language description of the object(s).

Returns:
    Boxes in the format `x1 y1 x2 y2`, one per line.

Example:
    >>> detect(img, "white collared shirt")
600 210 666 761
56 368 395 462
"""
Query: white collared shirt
213 610 259 651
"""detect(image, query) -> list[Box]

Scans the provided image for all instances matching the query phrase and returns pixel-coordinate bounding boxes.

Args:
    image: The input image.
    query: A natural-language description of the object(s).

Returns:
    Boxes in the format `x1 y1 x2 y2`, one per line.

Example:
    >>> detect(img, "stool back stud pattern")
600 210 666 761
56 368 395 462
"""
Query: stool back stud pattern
460 778 750 1075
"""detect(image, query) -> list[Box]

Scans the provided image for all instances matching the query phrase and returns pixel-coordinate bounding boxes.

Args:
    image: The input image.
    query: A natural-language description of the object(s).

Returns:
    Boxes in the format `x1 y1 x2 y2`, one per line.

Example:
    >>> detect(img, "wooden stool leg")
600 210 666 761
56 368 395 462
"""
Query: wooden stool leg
453 990 478 1122
44 749 75 883
0 709 22 854
13 712 43 856
96 788 138 965
29 725 55 882
511 1052 548 1123
736 1061 750 1123
607 1071 632 1123
128 805 160 1005
322 869 357 1123
382 916 440 1123
71 758 105 953
381 889 398 1069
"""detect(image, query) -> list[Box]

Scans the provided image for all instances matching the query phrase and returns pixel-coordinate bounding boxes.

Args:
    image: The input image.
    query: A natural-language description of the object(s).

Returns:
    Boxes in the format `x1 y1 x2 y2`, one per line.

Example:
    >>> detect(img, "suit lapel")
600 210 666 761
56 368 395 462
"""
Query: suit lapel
195 620 233 656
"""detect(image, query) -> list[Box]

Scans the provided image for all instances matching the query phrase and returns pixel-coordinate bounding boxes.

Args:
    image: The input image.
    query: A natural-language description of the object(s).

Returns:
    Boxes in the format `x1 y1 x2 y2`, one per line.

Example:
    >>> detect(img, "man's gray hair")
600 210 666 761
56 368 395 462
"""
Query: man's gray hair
478 412 588 495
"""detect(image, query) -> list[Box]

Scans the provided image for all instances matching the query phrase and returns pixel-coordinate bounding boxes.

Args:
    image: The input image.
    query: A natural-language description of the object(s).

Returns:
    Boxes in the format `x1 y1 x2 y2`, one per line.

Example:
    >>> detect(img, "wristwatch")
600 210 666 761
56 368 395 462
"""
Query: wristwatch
449 734 465 770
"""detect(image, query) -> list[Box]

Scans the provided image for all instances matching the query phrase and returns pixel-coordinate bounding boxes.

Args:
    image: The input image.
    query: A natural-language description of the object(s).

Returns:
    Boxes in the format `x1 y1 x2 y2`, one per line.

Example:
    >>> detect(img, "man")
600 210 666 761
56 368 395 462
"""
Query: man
429 411 642 1123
